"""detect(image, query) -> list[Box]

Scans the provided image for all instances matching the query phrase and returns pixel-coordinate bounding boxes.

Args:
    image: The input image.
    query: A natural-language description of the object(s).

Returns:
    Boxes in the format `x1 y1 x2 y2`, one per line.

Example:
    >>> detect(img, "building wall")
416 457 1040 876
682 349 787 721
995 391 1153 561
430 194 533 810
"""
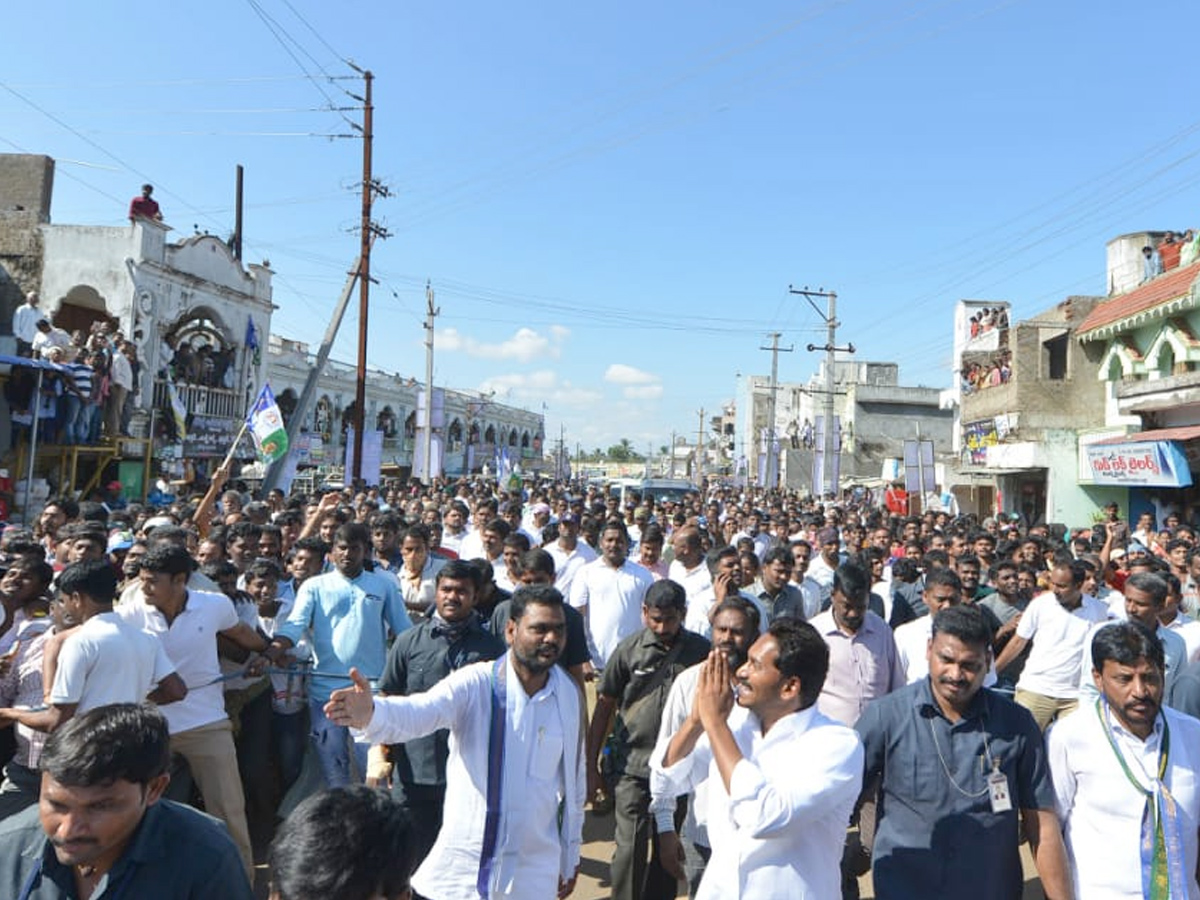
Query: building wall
267 339 544 475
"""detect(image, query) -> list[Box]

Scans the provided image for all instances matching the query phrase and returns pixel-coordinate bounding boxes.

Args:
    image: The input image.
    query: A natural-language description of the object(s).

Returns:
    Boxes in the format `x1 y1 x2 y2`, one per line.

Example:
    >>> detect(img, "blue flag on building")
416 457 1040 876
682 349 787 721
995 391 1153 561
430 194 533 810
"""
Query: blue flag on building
245 317 261 367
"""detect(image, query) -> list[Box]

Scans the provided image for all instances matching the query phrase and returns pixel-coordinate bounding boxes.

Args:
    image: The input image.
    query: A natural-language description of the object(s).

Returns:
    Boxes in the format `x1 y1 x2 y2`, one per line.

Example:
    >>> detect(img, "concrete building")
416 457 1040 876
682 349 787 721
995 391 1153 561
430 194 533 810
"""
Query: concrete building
950 295 1109 525
0 153 273 494
737 359 952 493
1074 230 1200 524
0 152 543 498
266 334 544 479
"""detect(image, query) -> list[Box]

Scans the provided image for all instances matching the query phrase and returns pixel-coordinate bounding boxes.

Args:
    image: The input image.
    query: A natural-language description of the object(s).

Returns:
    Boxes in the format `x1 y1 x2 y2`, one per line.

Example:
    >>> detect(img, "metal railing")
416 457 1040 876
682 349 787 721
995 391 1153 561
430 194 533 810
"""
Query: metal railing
152 379 240 419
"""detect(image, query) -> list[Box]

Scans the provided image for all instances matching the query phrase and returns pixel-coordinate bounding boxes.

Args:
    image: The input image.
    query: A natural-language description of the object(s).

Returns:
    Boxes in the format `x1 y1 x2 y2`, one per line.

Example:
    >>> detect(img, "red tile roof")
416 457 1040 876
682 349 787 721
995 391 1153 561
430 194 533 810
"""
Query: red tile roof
1077 261 1200 337
1093 424 1200 445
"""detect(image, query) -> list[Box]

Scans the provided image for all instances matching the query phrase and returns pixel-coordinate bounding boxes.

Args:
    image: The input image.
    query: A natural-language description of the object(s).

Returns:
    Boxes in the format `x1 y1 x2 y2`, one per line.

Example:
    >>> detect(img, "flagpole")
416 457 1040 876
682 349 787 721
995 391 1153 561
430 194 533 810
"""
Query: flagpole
219 420 249 473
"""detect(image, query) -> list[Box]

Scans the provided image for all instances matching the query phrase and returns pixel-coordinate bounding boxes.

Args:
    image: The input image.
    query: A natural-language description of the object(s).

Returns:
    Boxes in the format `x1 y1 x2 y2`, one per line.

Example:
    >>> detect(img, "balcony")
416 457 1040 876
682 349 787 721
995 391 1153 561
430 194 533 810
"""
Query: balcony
1115 368 1200 414
153 379 240 419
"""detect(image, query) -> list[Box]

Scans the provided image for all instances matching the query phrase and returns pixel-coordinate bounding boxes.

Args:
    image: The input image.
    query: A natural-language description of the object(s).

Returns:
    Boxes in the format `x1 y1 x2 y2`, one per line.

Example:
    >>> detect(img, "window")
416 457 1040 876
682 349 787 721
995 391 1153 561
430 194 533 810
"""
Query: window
1044 334 1068 380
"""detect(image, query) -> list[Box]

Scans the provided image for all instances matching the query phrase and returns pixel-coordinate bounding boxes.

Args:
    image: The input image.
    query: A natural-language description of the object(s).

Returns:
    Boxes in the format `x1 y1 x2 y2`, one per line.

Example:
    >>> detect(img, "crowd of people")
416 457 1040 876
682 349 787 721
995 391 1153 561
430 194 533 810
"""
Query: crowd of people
7 291 138 444
959 350 1013 394
966 305 1009 341
0 474 1195 898
1143 229 1200 282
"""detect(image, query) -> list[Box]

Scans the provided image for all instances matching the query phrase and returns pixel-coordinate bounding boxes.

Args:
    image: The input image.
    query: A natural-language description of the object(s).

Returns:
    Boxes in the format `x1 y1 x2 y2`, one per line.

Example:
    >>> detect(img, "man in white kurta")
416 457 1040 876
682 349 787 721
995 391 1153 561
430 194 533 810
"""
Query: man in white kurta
653 619 863 899
1048 620 1200 900
327 587 586 900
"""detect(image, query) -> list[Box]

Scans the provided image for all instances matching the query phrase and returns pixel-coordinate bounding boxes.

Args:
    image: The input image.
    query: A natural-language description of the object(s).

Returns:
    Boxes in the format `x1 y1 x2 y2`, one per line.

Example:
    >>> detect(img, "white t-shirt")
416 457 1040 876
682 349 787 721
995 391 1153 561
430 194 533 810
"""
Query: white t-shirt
50 611 176 713
117 590 239 734
570 557 653 669
546 541 598 596
1015 591 1110 699
667 560 713 606
893 615 998 687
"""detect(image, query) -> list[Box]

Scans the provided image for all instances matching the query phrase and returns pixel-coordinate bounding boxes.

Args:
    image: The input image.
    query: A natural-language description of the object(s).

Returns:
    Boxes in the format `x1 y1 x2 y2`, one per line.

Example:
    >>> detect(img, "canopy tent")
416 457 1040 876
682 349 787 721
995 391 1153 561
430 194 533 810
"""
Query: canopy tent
0 354 68 521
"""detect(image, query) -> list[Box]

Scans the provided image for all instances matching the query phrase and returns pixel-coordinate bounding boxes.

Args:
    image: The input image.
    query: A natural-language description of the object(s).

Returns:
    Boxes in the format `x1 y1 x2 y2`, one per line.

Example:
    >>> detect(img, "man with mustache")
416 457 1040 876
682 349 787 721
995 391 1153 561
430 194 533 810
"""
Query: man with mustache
856 605 1072 900
0 704 252 899
649 598 759 897
588 580 710 900
1048 620 1200 899
325 584 585 900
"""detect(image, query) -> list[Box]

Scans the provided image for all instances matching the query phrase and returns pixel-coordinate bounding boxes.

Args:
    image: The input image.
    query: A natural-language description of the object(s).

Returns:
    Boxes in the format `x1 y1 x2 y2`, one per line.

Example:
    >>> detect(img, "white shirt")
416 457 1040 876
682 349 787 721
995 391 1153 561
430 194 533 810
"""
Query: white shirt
396 556 445 612
359 657 585 900
1163 612 1200 664
31 326 70 358
1015 591 1110 699
893 615 998 686
788 576 822 621
109 350 134 390
116 590 239 734
570 557 653 668
730 531 773 561
806 555 839 600
440 526 468 556
1077 620 1187 702
684 588 768 640
667 559 713 607
653 703 863 900
1048 702 1200 900
12 304 40 343
50 611 176 712
458 529 486 562
649 662 752 848
546 540 598 597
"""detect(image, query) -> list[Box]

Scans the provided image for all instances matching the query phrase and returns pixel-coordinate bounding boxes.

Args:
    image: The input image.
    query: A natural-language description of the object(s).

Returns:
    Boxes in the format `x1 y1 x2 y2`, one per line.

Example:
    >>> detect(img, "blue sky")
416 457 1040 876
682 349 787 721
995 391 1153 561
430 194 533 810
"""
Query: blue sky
5 1 1200 453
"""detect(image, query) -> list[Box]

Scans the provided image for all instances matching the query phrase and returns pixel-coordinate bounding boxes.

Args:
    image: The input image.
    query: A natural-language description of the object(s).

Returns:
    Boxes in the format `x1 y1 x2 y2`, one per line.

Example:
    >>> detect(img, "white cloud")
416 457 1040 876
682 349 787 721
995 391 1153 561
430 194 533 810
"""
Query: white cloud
604 363 658 386
479 370 603 407
437 326 567 363
603 363 664 400
623 384 664 400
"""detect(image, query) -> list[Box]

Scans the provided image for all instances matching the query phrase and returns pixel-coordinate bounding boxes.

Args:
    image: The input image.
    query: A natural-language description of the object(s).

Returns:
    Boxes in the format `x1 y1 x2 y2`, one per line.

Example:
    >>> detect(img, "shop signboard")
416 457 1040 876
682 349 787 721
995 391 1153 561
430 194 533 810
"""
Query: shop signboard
1084 440 1193 487
183 416 254 459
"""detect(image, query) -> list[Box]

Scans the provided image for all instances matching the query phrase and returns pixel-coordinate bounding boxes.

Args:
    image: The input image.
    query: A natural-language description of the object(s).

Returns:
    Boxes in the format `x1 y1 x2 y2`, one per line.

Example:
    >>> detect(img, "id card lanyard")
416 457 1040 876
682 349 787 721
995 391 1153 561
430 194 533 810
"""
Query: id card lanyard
928 709 1011 813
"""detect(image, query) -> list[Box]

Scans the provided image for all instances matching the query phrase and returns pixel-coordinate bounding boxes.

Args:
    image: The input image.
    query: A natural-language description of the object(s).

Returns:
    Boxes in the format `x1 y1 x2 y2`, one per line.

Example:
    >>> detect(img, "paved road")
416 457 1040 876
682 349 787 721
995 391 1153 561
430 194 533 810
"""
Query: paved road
255 808 1044 899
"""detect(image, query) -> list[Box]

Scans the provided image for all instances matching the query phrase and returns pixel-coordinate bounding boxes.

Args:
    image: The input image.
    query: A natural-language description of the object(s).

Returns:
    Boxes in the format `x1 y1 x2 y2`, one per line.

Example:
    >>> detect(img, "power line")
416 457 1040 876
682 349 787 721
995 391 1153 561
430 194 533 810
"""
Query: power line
278 0 353 66
243 0 356 128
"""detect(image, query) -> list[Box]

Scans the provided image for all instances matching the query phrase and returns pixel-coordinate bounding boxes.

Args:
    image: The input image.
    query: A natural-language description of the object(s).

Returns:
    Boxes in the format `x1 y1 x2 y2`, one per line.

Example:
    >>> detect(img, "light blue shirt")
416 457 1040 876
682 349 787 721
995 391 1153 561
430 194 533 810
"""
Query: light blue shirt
278 567 411 702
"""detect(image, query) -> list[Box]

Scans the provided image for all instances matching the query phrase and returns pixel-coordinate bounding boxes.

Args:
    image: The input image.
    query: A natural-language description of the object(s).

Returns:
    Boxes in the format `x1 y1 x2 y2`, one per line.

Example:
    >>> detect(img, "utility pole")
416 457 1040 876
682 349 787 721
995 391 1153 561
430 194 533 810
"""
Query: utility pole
348 67 390 484
789 286 854 499
669 430 676 478
760 332 794 490
263 65 386 494
696 408 706 483
421 280 439 484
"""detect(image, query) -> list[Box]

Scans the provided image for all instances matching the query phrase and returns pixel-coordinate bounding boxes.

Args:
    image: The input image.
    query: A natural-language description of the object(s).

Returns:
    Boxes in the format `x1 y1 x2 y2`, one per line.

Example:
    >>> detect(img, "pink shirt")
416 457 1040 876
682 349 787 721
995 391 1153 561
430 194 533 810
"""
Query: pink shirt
809 610 905 726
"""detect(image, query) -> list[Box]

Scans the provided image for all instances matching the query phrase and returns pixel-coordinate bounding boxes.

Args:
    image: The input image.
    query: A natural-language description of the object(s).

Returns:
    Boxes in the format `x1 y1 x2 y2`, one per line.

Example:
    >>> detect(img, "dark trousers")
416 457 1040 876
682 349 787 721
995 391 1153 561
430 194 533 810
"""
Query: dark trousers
230 685 274 856
271 708 308 799
391 780 446 871
684 839 711 898
612 774 678 900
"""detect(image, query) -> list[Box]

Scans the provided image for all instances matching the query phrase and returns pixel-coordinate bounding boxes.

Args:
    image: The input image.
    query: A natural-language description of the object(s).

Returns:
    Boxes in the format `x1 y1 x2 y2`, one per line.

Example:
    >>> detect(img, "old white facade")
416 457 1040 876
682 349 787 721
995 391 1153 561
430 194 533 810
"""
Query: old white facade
267 334 545 476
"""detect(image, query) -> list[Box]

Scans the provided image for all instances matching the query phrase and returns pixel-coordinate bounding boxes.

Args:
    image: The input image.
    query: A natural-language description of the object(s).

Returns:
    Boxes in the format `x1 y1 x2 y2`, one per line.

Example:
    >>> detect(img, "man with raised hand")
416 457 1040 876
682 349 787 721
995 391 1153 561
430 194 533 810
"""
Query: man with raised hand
325 584 585 900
